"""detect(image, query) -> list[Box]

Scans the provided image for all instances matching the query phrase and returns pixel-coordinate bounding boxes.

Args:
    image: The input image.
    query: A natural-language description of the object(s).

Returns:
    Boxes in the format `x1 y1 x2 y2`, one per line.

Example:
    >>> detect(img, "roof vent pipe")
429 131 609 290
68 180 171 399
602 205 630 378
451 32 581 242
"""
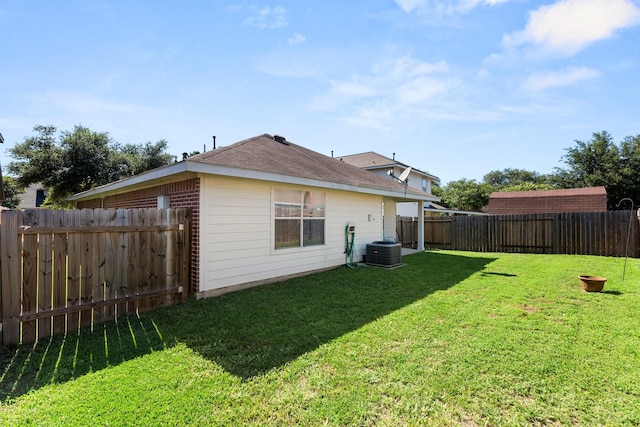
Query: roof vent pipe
274 135 288 145
213 135 216 150
393 152 396 161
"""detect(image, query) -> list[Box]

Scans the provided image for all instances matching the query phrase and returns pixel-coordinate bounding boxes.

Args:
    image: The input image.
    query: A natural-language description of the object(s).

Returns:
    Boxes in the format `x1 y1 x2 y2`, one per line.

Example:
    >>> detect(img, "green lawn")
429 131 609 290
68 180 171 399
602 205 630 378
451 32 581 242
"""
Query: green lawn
1 251 640 425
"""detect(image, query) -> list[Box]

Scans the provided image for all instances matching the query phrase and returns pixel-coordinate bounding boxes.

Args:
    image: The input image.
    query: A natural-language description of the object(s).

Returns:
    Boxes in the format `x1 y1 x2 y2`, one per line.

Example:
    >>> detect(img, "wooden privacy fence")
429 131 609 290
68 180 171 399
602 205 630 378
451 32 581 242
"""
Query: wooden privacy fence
1 208 191 346
397 211 640 257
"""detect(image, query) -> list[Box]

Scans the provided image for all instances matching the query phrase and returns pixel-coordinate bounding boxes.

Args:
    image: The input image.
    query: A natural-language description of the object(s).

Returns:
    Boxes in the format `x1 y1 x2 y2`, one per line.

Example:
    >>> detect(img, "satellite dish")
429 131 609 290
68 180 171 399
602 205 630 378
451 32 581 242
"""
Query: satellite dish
398 166 412 183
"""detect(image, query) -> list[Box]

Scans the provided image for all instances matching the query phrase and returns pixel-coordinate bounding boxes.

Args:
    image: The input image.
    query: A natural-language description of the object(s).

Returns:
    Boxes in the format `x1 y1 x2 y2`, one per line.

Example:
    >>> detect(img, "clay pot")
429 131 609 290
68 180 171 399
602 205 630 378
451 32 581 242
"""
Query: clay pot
579 275 606 292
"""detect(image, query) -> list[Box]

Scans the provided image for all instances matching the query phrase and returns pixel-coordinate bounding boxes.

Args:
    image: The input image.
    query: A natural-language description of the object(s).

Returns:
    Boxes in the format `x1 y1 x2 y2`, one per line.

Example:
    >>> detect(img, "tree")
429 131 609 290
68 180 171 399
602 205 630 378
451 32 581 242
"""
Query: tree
618 134 640 208
437 178 492 212
1 176 26 208
499 182 555 192
119 140 174 176
8 125 174 207
551 131 634 209
8 125 61 190
483 168 551 188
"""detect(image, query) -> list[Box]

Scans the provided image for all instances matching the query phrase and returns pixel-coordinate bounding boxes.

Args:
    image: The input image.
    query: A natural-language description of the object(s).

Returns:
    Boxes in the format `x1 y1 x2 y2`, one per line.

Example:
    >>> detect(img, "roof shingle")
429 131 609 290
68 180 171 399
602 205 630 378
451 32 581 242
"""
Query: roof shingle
190 134 431 197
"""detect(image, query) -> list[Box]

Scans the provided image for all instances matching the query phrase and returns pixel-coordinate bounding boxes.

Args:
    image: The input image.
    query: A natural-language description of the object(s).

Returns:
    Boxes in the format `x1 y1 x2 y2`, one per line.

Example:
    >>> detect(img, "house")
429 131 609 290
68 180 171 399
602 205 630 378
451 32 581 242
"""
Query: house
18 183 48 208
487 187 607 215
337 151 440 217
69 134 439 298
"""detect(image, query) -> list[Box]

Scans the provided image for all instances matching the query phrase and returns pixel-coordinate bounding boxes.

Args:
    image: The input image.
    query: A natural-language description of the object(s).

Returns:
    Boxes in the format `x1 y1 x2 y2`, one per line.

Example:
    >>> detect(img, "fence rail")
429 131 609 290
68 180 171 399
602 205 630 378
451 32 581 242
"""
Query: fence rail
397 211 639 257
1 208 191 346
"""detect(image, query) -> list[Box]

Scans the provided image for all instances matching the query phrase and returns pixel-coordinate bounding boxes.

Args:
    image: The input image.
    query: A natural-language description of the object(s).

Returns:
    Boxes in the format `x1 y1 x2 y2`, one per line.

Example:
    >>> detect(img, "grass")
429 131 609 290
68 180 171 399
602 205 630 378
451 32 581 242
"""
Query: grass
1 250 640 425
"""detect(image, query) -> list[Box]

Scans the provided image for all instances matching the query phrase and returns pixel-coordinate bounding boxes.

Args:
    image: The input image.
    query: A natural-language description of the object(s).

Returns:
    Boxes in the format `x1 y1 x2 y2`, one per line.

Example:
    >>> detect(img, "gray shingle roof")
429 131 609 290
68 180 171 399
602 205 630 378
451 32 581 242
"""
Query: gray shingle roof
69 134 438 202
338 151 438 179
190 134 430 198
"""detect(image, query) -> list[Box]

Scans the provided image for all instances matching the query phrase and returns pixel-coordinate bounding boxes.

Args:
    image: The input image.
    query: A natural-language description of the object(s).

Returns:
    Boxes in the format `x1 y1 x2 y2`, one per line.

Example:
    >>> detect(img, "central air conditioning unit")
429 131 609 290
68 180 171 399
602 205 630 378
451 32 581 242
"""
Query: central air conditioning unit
366 241 402 267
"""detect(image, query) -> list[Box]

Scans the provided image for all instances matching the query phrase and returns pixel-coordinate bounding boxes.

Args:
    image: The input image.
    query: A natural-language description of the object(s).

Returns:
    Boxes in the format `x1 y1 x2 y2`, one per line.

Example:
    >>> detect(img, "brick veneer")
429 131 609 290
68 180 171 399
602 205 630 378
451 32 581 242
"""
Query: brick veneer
76 178 201 292
488 188 607 215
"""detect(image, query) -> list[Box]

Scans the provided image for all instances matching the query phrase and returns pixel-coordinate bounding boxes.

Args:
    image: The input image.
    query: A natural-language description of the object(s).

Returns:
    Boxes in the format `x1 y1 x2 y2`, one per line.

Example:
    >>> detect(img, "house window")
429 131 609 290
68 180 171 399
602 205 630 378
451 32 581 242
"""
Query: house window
275 189 325 249
422 178 428 192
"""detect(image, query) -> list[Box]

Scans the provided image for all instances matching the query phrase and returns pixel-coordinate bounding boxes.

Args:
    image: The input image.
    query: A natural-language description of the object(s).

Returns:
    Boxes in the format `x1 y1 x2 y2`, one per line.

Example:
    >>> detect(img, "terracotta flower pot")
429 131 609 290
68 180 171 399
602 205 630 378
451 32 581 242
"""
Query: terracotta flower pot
579 275 606 292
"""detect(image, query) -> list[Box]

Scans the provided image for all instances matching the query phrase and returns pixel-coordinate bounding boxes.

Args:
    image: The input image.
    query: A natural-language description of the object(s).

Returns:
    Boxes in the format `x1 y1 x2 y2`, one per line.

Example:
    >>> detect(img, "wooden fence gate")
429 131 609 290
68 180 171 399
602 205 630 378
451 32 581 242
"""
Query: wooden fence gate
1 208 191 346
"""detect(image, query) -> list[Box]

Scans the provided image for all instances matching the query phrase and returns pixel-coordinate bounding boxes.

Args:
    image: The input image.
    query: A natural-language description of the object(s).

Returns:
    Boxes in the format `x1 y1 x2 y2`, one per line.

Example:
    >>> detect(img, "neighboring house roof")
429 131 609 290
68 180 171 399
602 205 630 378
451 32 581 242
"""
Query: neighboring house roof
487 186 607 215
70 134 438 202
337 151 439 180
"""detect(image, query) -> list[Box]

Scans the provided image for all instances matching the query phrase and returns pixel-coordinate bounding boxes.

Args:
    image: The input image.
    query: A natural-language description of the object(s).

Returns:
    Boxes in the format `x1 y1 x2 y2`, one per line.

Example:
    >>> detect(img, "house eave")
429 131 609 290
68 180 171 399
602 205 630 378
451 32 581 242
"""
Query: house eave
69 160 439 203
360 164 439 181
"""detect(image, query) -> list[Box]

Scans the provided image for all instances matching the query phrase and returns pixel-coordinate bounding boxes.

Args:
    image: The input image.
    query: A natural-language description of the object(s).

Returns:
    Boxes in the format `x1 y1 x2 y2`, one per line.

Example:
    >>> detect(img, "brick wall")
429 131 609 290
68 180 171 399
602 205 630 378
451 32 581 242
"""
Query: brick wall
488 193 608 214
76 178 201 292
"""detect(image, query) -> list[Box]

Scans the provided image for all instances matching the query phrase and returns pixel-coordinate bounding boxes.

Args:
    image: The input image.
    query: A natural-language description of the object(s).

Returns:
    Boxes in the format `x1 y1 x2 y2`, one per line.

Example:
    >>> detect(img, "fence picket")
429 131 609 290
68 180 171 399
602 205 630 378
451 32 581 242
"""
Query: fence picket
66 210 81 333
1 210 22 345
79 209 95 327
21 210 39 342
52 210 68 335
101 209 118 322
38 210 54 339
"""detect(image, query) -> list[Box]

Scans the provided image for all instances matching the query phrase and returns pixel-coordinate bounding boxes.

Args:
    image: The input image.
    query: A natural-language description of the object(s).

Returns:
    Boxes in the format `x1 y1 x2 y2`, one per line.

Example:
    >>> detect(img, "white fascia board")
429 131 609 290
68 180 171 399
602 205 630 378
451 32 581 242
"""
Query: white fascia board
69 160 439 203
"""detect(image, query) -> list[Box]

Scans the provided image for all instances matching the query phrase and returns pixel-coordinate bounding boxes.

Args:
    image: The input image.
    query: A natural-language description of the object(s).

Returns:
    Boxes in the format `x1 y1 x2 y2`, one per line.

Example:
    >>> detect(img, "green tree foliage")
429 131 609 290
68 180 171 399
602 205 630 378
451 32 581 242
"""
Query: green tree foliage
483 168 551 188
437 168 551 212
552 131 638 209
618 134 640 208
499 182 555 192
118 140 174 177
437 178 492 212
1 176 26 208
8 125 174 207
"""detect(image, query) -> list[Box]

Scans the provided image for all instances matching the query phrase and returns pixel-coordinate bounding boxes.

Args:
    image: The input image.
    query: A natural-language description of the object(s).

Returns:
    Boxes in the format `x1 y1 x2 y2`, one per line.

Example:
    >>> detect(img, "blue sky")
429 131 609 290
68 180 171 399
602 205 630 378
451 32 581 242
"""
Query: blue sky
1 0 639 184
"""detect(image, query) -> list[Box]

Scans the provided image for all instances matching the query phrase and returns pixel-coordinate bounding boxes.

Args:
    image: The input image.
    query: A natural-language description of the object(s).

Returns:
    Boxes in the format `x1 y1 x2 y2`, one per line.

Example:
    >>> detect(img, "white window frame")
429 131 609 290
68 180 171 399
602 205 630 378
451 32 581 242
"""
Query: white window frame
274 188 326 250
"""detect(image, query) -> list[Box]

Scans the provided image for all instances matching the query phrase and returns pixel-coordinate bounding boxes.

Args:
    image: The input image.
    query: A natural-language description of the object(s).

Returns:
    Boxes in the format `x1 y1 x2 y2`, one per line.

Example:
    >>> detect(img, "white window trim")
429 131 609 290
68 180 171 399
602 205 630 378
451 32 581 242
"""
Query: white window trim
272 187 327 253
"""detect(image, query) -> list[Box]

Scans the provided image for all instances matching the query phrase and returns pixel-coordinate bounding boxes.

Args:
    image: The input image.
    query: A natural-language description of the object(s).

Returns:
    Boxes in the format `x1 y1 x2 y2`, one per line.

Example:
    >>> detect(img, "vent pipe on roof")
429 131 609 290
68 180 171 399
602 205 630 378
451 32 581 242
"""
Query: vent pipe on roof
393 152 396 161
274 135 288 145
213 135 216 150
331 150 334 158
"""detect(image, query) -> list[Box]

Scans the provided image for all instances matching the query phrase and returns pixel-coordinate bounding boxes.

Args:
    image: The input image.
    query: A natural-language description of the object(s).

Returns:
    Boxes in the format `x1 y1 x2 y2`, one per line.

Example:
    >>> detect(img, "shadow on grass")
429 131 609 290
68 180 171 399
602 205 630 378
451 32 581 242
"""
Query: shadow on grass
481 272 517 277
0 251 494 400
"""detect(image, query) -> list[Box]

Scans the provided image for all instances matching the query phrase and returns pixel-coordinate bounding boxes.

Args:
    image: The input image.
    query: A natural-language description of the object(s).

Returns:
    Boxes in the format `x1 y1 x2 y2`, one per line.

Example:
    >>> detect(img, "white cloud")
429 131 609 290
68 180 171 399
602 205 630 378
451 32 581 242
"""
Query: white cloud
523 67 601 91
395 0 425 13
395 0 513 15
244 6 287 29
330 81 377 98
313 55 462 128
288 32 306 45
503 0 640 55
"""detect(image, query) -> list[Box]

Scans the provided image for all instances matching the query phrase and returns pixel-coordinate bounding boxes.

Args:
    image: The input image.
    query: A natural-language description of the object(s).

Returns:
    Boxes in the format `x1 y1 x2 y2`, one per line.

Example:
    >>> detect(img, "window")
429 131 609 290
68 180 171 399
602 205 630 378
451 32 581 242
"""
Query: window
275 189 325 249
422 178 428 192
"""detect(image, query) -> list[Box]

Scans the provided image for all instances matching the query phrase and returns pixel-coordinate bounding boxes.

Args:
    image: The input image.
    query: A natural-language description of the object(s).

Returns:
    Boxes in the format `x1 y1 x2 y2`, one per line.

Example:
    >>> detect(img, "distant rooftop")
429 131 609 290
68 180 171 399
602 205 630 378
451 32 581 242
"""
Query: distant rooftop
338 151 438 180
